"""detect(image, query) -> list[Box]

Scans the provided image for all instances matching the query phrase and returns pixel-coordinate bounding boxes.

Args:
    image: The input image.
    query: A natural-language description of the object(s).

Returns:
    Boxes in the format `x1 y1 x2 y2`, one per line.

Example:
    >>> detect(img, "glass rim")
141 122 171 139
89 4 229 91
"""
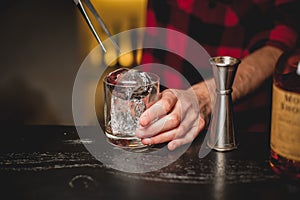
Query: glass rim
103 72 160 88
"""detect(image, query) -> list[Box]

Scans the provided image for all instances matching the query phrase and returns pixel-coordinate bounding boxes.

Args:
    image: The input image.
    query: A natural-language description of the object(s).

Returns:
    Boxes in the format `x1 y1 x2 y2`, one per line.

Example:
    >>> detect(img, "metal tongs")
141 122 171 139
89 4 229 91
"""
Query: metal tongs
73 0 120 53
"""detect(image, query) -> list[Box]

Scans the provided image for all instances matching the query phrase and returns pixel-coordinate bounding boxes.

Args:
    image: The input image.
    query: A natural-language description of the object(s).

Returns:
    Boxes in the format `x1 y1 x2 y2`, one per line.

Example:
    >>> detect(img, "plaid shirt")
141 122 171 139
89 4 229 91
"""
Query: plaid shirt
141 0 300 132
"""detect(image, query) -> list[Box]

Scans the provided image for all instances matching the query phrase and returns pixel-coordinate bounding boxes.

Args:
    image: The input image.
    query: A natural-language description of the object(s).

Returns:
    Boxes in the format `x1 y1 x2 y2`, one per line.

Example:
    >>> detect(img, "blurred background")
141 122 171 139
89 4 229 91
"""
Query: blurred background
0 0 147 125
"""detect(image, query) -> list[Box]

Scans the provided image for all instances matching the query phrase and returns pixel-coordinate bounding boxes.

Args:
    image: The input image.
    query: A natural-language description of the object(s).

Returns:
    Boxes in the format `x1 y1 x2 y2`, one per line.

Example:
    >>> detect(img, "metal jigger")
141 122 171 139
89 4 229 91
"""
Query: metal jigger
208 56 241 151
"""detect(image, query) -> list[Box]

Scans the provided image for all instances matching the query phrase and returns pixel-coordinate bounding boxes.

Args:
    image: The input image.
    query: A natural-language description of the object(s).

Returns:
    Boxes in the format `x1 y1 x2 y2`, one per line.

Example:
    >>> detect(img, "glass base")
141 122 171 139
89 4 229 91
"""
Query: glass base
105 132 147 149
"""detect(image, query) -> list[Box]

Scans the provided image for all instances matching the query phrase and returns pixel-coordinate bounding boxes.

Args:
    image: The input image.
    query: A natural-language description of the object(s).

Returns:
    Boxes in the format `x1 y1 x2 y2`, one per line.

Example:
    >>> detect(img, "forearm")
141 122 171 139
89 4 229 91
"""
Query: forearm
232 46 283 101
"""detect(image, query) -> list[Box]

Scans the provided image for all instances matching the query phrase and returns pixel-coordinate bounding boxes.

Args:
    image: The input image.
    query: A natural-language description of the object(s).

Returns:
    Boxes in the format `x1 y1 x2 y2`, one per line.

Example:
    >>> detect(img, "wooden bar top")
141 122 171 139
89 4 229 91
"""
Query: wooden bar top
0 126 299 200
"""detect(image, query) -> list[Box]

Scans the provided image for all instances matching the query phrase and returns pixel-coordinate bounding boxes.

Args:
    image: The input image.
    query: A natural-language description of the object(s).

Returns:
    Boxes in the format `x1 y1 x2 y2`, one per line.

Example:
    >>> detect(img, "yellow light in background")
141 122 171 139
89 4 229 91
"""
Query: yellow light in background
91 0 147 33
104 48 118 67
119 52 134 67
119 28 134 67
136 49 143 65
93 0 147 67
77 0 148 67
89 47 102 67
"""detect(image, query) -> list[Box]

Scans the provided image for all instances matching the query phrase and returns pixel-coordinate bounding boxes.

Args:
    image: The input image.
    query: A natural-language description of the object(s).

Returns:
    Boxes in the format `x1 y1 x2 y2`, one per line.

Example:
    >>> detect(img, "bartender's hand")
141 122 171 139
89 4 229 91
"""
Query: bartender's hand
135 80 215 151
135 46 283 151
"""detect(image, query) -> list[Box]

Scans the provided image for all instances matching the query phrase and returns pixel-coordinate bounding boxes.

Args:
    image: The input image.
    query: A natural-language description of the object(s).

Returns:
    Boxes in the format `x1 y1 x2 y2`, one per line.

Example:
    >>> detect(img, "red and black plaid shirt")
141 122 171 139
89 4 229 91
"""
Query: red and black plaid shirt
141 0 300 132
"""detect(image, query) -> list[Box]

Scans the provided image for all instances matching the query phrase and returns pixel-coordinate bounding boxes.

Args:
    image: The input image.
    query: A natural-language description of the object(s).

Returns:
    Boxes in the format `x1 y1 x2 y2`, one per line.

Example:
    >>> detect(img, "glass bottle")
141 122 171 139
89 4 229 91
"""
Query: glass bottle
270 48 300 180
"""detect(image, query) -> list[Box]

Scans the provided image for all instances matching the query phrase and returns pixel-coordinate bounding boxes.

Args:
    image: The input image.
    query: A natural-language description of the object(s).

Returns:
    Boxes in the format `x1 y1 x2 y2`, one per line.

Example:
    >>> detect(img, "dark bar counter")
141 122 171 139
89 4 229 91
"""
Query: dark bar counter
0 126 299 200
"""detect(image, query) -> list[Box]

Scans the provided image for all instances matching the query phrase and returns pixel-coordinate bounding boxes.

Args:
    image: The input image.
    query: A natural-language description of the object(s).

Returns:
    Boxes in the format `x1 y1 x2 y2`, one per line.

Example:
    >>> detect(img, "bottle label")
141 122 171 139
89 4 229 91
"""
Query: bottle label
271 85 300 162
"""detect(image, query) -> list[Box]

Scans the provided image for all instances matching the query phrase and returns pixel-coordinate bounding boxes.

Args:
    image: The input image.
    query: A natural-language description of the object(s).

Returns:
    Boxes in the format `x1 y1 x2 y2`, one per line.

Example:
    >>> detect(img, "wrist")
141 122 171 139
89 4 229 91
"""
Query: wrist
190 79 216 129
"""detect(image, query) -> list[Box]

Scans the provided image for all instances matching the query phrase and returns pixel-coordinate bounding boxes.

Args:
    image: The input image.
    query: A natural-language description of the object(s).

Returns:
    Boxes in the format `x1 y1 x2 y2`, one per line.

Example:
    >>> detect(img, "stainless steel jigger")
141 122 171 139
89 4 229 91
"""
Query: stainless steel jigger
208 56 241 151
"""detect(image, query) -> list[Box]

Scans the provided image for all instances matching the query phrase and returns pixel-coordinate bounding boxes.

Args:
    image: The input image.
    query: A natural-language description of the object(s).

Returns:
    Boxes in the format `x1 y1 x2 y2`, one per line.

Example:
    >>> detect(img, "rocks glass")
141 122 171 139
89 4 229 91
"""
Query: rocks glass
104 69 159 148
